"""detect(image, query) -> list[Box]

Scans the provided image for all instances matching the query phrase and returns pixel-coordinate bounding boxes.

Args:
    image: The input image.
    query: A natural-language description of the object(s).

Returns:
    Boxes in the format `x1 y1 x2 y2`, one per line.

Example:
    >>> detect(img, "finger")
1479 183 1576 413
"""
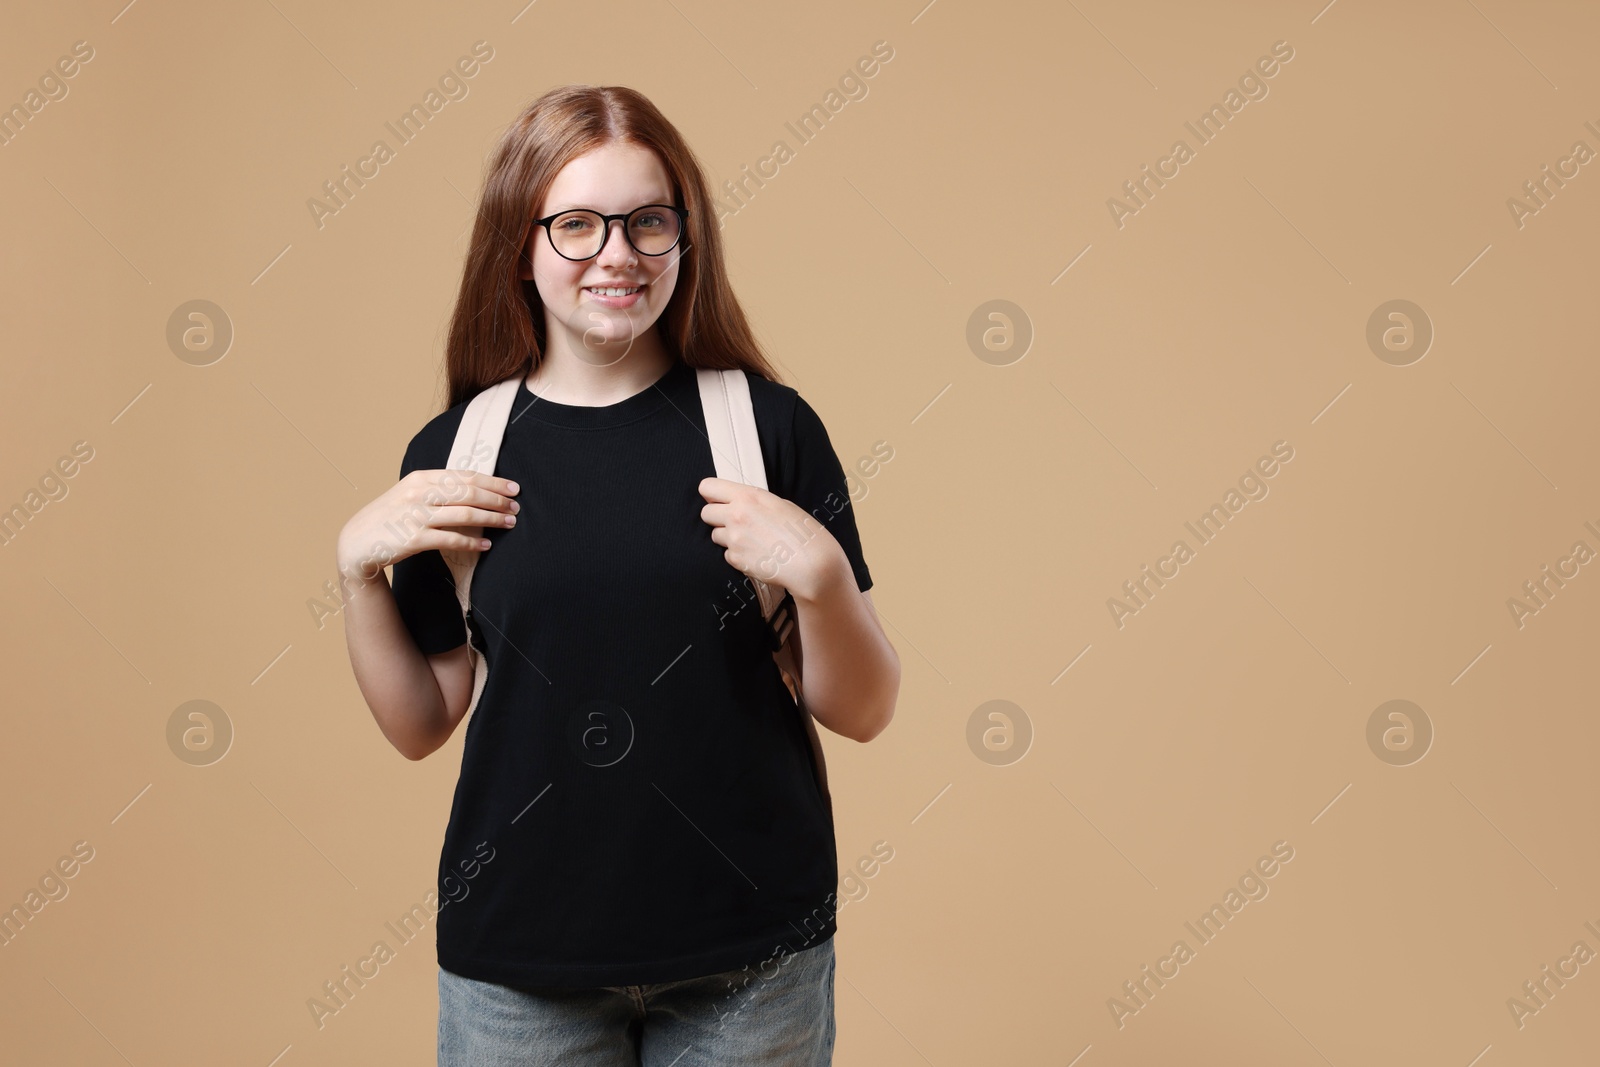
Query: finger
430 472 520 512
441 469 518 493
699 502 731 527
416 528 494 553
436 505 518 529
697 476 739 502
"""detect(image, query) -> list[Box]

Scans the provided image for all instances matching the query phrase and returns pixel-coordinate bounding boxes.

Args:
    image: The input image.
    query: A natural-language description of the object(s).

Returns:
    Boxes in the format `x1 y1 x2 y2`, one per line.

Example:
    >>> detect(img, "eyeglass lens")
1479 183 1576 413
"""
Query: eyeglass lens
549 206 681 259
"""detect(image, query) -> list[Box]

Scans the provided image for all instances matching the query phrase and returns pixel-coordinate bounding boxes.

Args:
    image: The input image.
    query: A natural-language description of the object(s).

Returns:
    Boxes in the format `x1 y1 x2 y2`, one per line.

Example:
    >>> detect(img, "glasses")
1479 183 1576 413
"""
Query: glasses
531 203 689 261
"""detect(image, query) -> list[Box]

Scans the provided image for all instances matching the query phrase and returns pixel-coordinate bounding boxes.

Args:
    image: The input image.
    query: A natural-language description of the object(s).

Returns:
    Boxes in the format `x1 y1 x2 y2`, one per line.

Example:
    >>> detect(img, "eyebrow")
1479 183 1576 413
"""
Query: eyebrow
547 198 674 214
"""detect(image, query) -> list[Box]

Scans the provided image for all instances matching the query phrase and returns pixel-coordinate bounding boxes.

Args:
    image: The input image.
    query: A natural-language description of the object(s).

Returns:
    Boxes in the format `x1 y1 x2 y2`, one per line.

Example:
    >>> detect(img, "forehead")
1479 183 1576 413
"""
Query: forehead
540 142 673 214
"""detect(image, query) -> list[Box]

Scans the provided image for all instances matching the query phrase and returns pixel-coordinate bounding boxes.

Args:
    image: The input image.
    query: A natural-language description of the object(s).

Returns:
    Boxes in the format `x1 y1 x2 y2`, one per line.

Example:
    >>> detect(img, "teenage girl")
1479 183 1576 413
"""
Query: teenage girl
335 84 901 1066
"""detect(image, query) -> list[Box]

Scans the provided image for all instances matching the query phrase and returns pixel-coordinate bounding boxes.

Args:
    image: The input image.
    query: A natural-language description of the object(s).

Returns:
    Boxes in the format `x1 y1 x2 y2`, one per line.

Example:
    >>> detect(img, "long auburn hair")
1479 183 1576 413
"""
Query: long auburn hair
441 84 784 411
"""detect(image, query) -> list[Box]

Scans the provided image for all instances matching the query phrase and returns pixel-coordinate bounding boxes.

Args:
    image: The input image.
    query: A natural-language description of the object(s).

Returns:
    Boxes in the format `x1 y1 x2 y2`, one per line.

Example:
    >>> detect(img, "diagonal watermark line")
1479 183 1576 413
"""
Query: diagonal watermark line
251 381 360 489
1244 176 1350 284
1049 381 1158 488
653 782 757 888
1451 780 1557 889
1243 575 1350 683
841 975 939 1065
512 782 553 823
1310 782 1350 824
111 784 152 824
870 604 950 684
662 0 757 89
652 644 693 685
43 977 137 1064
1451 643 1492 685
1464 0 1558 89
43 575 151 684
1449 381 1558 489
1051 781 1158 889
1065 0 1157 89
911 782 952 824
251 644 292 685
251 780 360 890
1244 975 1337 1065
252 244 292 285
43 176 151 284
110 383 153 424
1451 243 1492 285
263 0 359 90
1050 242 1093 285
1311 383 1351 424
1050 643 1092 684
910 383 951 425
463 597 552 685
844 176 951 284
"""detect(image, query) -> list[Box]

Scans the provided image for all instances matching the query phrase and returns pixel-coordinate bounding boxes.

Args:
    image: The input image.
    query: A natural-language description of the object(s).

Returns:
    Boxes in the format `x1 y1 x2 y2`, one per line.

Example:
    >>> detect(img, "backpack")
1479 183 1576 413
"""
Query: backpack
437 365 830 803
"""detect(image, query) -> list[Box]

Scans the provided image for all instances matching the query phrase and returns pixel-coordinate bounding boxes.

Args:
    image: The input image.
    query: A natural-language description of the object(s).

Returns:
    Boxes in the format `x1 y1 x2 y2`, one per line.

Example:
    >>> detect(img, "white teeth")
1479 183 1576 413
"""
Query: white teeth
586 286 640 296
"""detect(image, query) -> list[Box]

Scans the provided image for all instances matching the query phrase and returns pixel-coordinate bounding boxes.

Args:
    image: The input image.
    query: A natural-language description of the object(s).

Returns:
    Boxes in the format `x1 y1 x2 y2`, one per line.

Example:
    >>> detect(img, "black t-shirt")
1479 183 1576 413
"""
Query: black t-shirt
391 356 873 989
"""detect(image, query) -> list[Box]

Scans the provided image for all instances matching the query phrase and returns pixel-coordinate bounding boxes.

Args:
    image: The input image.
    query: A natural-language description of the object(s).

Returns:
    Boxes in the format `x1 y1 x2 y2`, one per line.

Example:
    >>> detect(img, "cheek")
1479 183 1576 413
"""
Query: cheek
531 248 583 300
647 263 679 301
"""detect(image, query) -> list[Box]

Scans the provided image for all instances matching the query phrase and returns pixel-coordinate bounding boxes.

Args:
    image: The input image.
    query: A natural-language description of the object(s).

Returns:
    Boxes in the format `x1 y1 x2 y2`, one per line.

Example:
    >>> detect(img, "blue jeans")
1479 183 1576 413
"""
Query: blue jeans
437 936 836 1066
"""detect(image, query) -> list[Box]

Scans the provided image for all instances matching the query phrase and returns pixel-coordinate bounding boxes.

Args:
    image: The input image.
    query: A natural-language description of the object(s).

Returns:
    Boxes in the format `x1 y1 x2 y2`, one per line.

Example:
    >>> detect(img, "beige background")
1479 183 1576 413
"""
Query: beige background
3 0 1598 1063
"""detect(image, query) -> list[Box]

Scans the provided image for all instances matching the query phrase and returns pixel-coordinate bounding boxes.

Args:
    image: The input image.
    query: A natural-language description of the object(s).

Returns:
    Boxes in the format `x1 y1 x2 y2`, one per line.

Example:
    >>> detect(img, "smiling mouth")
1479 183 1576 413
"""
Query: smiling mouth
584 285 644 296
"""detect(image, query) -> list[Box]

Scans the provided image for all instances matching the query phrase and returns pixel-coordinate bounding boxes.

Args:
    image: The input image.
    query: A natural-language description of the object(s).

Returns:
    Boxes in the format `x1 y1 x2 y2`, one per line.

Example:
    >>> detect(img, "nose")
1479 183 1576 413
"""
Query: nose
596 218 637 264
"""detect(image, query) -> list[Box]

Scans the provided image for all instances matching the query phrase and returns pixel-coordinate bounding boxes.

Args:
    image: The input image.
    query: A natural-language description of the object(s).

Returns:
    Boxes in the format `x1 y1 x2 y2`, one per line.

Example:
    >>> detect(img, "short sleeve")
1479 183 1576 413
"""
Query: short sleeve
389 430 468 655
782 394 874 593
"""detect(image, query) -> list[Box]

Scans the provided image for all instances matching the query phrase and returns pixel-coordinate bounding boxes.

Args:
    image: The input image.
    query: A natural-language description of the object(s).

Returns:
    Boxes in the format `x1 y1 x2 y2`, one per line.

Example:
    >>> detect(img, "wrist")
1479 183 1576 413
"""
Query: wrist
790 544 854 608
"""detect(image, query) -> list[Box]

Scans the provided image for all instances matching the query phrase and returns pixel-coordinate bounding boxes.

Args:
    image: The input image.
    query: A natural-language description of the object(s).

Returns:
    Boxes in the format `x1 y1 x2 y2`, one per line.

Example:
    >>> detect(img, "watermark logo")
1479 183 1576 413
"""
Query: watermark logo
1365 299 1432 366
966 699 1032 766
166 699 233 766
966 299 1032 366
167 299 234 366
1365 699 1431 766
566 698 634 767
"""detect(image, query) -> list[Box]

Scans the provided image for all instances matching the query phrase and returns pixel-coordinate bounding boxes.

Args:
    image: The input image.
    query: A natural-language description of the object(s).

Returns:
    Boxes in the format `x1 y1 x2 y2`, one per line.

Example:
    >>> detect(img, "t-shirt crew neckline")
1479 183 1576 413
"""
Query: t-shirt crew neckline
516 358 693 429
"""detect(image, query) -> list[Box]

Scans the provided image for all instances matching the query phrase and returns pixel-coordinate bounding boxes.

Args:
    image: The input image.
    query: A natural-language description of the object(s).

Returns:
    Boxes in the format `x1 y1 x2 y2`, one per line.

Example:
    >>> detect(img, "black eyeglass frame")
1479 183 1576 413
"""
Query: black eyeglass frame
530 203 691 261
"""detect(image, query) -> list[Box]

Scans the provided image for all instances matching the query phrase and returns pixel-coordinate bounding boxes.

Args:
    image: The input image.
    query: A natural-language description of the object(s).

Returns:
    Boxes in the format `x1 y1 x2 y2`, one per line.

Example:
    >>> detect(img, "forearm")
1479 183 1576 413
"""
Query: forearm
789 552 900 743
339 567 454 760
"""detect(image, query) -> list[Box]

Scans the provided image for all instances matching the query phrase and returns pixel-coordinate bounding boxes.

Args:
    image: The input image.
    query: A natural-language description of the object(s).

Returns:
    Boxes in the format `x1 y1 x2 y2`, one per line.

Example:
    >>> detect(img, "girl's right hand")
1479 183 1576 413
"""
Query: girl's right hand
336 469 520 583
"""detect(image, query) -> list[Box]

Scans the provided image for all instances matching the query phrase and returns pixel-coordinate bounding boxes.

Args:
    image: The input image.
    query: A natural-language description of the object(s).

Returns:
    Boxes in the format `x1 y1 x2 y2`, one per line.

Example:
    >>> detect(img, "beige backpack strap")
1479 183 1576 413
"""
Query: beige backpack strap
696 367 829 804
441 375 523 728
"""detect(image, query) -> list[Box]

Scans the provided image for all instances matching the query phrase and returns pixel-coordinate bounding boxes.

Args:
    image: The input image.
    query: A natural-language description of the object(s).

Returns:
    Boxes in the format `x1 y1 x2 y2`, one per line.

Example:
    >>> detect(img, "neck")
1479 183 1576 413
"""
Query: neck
526 330 674 406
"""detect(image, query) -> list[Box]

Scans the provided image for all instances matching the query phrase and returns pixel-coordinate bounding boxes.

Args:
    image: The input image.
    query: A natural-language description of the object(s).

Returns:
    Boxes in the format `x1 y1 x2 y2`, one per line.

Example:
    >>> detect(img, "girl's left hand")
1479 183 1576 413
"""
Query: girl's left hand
697 476 845 602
